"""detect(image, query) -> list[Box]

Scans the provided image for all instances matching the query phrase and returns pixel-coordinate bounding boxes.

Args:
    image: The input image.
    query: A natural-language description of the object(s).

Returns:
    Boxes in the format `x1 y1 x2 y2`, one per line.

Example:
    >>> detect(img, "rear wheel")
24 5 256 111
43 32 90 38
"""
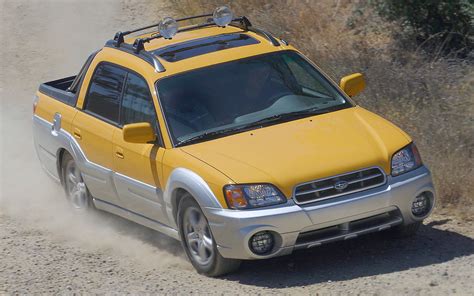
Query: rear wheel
178 194 240 276
61 153 93 210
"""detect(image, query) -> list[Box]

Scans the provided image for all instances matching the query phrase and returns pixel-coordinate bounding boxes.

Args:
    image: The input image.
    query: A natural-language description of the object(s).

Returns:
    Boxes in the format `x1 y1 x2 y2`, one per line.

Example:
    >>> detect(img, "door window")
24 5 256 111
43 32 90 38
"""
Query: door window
85 64 127 123
121 72 158 132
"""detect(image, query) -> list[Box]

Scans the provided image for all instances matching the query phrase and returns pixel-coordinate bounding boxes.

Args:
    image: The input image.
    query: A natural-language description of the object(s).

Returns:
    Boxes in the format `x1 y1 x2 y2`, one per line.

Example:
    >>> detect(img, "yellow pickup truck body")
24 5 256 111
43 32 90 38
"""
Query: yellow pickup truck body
33 9 435 276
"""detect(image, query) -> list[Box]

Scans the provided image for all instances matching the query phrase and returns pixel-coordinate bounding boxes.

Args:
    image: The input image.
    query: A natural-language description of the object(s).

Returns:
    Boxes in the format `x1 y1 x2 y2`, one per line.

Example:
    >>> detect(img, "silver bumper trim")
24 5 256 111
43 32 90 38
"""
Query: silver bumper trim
205 165 435 260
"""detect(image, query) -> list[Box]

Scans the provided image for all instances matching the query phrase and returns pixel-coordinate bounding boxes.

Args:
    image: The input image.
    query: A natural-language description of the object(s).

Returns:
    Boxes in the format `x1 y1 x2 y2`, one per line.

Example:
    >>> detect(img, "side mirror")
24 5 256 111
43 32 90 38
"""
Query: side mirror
123 122 156 144
340 73 365 97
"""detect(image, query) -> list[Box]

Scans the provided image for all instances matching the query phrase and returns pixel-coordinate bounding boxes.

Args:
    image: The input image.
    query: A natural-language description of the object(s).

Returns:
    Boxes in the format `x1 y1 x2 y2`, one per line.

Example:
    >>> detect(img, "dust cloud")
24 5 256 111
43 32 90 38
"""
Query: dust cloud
0 0 186 269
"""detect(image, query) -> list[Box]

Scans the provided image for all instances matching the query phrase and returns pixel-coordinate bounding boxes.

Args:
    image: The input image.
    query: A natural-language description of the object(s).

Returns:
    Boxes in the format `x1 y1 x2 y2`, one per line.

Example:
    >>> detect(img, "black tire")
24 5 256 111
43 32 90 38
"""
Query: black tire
178 194 241 276
61 153 94 210
390 221 422 238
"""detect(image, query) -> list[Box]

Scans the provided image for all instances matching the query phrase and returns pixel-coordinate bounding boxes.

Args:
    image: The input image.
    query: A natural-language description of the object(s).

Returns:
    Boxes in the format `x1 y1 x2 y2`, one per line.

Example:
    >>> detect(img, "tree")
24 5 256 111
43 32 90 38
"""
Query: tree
373 0 473 57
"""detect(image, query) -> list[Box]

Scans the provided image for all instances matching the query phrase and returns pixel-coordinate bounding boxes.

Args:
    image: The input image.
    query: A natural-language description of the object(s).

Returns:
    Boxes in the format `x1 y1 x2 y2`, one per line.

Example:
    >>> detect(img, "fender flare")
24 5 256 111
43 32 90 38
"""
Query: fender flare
163 167 223 228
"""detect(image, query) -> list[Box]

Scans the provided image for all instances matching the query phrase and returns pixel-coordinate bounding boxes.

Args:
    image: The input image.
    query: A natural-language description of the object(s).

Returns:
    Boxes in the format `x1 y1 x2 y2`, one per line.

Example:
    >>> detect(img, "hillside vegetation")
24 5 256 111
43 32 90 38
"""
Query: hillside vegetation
170 0 473 215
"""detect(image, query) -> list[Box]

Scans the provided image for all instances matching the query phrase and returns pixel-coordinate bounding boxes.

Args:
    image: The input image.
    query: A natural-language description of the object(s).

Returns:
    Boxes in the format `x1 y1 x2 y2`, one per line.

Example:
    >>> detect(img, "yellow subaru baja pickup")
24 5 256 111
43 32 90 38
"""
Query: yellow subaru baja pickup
33 7 435 276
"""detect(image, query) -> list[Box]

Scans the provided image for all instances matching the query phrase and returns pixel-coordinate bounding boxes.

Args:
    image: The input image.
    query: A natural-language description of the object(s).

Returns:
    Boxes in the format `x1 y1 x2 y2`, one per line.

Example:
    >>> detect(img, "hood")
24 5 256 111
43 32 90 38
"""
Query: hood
181 106 411 197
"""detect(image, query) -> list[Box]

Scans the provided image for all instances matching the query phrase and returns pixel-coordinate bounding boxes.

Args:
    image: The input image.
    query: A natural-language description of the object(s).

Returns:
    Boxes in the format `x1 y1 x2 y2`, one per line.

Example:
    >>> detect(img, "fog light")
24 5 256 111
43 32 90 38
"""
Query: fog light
249 231 274 255
411 192 431 217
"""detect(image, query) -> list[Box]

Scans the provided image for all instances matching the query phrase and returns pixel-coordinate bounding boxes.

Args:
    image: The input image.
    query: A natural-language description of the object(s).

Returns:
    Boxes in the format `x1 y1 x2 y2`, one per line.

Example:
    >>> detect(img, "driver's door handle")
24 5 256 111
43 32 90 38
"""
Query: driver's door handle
73 128 82 140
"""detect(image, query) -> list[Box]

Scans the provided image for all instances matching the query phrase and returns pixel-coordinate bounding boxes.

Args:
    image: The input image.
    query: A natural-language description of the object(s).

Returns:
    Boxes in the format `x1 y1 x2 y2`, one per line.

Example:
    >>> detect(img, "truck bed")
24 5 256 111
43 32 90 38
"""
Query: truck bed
37 50 99 107
39 76 78 106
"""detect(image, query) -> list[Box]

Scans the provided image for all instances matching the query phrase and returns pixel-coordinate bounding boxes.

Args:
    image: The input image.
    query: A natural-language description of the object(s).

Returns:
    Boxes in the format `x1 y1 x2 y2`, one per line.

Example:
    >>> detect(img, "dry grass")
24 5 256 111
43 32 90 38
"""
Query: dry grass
167 0 473 215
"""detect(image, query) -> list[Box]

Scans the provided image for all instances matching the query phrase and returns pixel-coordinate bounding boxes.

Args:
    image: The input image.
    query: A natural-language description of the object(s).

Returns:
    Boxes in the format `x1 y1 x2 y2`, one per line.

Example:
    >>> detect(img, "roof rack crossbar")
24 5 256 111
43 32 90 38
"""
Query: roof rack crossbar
131 16 279 52
136 16 245 45
105 40 166 72
107 13 281 73
175 13 213 22
113 13 215 47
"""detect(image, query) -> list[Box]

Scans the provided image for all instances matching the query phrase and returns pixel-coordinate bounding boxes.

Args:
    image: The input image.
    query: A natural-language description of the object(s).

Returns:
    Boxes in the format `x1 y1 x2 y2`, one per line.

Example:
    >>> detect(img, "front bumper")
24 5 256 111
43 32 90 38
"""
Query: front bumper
203 165 435 260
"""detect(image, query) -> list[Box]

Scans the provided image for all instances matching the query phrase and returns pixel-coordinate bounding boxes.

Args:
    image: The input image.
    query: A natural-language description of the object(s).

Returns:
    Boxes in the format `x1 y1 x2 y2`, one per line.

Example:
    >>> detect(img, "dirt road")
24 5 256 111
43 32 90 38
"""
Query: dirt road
1 0 473 294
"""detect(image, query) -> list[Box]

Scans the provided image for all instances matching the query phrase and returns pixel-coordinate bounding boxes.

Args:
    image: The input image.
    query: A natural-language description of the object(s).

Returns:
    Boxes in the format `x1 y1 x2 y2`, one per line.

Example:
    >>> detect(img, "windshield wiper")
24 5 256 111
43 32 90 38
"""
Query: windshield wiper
242 107 335 127
175 126 250 147
175 107 340 147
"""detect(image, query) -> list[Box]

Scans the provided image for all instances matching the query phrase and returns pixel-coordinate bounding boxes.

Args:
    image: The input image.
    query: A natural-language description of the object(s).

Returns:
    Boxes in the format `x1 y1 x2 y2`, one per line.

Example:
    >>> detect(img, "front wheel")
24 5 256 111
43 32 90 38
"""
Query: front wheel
61 153 94 210
178 195 241 276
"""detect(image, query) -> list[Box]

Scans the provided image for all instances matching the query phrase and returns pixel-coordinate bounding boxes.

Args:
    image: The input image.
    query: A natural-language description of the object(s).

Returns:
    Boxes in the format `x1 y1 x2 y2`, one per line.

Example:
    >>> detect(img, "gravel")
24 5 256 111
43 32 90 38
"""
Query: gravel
1 212 473 295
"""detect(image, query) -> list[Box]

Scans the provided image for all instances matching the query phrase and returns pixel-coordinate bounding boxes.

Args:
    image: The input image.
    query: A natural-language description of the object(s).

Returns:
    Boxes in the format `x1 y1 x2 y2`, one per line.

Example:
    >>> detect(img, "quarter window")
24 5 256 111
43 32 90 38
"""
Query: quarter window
85 64 127 123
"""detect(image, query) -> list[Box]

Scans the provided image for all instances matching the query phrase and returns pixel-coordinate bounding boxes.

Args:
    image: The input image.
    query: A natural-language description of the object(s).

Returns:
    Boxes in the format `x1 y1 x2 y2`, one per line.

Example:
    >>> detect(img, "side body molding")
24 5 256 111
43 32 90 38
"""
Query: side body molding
163 167 223 229
34 114 222 240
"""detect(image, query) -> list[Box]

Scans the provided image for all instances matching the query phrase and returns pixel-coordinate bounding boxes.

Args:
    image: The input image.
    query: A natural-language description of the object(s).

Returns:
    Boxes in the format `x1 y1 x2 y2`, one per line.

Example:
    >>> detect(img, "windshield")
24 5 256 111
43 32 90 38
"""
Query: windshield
156 51 352 146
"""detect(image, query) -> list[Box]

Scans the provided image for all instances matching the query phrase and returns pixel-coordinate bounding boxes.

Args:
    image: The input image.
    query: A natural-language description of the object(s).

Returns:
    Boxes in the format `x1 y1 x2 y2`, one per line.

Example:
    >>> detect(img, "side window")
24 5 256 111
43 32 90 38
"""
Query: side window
85 64 127 123
121 72 158 132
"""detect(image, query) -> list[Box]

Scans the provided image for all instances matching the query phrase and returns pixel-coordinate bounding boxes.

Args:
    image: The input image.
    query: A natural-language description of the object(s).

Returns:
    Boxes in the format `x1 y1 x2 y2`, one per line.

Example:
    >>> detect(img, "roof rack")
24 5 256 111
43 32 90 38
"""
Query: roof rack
104 39 166 72
105 13 282 73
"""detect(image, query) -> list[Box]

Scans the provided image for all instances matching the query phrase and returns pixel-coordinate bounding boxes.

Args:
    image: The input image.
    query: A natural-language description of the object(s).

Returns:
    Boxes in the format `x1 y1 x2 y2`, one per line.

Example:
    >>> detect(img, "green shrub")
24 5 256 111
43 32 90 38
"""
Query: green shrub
372 0 473 57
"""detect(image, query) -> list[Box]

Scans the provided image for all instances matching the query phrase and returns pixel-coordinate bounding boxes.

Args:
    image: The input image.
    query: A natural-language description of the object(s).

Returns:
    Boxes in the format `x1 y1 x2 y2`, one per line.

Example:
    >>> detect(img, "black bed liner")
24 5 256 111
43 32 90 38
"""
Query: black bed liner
39 76 77 106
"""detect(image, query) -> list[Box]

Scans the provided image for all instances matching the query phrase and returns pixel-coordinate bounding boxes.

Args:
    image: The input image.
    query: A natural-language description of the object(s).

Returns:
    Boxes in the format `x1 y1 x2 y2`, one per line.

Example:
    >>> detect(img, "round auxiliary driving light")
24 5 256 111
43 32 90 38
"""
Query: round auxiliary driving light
159 17 178 39
249 231 274 255
411 192 432 217
213 6 233 27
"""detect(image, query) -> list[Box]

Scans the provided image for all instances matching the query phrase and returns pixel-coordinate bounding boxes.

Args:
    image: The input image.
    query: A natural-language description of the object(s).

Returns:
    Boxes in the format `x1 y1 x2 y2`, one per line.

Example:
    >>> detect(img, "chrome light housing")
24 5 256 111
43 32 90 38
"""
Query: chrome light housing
213 6 234 27
159 17 178 39
391 143 422 176
224 184 286 209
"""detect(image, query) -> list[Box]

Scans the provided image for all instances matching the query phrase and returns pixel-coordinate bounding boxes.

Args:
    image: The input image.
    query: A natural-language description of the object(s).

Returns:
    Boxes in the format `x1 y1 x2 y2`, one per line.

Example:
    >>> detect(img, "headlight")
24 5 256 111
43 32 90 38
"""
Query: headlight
224 184 286 209
391 143 422 176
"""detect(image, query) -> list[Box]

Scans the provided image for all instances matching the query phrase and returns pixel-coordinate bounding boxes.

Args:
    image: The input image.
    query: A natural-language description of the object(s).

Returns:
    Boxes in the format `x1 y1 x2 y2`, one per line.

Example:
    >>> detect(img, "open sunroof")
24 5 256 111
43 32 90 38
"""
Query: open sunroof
152 33 260 62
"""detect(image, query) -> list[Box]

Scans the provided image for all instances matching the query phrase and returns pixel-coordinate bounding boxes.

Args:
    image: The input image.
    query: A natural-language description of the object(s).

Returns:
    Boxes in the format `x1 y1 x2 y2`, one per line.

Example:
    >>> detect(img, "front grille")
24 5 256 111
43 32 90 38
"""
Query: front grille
294 167 386 204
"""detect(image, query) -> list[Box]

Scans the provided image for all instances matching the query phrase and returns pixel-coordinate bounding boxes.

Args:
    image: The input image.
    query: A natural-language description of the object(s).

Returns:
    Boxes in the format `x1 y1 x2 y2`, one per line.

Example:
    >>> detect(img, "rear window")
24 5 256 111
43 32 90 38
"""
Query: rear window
152 33 260 62
85 64 127 123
